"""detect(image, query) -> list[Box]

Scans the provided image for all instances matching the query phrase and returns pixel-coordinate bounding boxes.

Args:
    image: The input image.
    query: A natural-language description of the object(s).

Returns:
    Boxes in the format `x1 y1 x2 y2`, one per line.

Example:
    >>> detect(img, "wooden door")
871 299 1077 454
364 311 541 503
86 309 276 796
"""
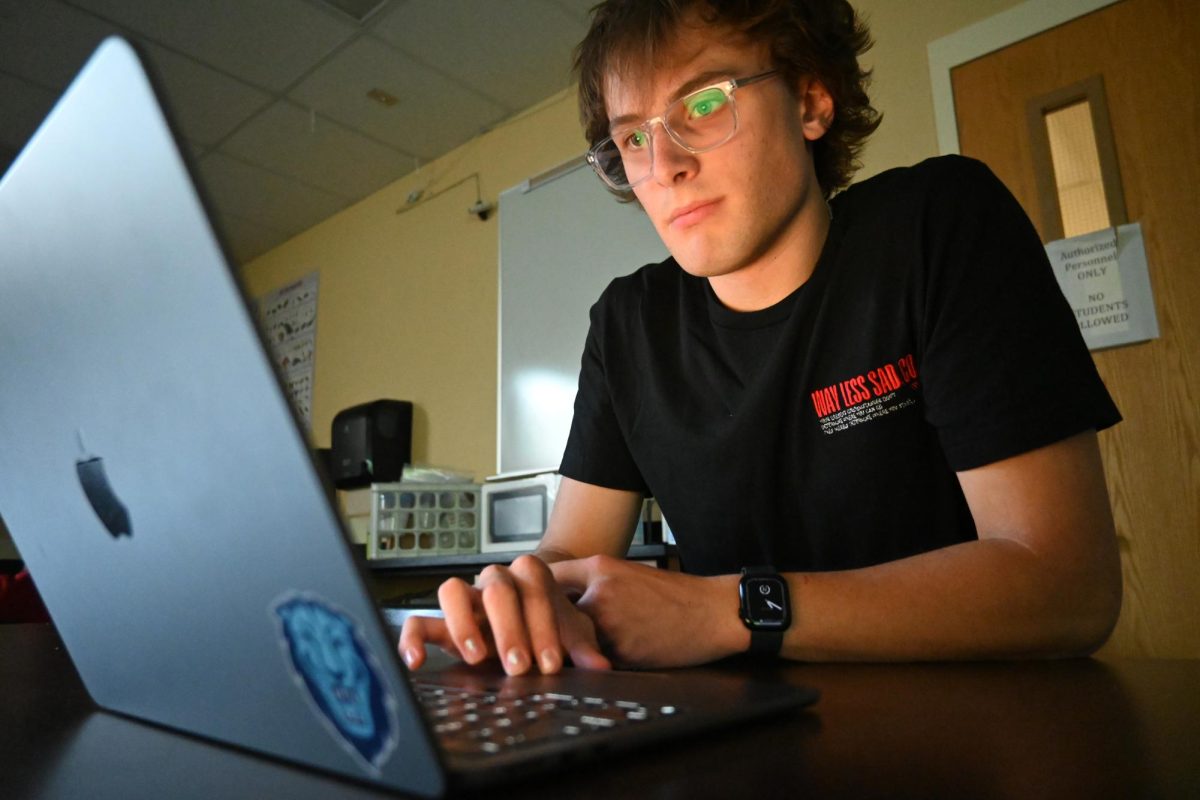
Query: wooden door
952 0 1199 658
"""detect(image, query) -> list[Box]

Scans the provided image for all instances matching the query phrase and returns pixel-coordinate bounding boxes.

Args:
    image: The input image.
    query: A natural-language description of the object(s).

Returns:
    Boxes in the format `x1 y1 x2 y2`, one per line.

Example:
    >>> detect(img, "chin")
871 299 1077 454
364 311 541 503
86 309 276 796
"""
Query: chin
672 248 742 280
672 255 718 278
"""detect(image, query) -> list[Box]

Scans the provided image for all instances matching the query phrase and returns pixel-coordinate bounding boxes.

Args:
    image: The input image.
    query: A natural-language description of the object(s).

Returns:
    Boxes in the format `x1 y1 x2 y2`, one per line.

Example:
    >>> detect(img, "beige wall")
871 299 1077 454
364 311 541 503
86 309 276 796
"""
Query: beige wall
241 0 1026 482
241 89 588 480
853 0 1025 178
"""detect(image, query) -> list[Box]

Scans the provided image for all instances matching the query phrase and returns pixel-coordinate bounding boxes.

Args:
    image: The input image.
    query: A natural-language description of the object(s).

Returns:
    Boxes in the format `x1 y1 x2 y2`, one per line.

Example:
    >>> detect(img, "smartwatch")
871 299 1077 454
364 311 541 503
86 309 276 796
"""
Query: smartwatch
738 566 791 656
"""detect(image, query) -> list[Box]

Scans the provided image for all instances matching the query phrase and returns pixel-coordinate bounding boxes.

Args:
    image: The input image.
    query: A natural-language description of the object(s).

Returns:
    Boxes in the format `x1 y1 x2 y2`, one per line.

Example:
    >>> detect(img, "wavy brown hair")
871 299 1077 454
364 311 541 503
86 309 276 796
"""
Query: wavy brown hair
574 0 881 200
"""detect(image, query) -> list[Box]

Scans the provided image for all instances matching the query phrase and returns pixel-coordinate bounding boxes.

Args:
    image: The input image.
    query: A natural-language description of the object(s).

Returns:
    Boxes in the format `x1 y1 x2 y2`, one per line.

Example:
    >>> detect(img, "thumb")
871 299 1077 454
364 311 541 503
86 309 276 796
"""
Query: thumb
557 598 612 670
564 636 613 671
547 558 592 597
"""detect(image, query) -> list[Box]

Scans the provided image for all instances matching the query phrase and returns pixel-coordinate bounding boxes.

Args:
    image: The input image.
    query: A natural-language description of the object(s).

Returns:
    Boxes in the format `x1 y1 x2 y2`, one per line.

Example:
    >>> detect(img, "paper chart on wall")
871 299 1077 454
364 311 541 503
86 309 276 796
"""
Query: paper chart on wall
256 272 318 426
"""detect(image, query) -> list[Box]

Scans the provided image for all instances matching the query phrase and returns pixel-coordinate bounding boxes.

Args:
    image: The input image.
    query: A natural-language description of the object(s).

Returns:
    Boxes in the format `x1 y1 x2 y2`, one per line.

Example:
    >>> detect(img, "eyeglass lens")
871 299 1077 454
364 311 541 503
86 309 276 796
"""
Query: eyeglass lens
593 84 737 189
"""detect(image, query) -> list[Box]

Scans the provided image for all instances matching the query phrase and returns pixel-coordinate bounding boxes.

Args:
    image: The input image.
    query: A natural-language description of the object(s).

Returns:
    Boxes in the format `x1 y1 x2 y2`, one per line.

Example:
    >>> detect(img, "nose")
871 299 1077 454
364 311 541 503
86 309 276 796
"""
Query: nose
648 124 698 187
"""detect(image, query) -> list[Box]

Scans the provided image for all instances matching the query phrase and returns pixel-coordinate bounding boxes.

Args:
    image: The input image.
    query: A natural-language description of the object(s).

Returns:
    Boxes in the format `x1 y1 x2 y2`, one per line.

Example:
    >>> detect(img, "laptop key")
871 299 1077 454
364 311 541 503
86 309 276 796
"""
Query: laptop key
414 679 682 757
580 715 616 729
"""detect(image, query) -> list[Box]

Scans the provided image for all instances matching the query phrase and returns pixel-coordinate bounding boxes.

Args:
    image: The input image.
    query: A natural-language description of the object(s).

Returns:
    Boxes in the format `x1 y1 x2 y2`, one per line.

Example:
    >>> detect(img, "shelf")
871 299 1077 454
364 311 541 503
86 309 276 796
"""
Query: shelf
365 544 672 576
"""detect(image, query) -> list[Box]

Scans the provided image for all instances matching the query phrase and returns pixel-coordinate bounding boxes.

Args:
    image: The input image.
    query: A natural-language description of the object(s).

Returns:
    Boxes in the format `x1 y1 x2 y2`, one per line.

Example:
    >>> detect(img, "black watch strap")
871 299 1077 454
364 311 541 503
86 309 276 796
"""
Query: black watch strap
748 629 784 656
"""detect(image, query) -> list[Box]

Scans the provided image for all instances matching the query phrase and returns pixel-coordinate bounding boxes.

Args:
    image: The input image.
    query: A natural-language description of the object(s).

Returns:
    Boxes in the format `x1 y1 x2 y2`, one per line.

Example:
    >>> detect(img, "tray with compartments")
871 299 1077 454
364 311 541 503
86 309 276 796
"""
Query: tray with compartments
368 482 481 559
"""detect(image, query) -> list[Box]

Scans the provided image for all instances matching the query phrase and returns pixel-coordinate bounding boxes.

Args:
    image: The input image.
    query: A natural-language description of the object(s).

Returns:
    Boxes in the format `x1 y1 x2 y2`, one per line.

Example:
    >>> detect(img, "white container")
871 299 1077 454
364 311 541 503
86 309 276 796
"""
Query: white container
368 482 481 559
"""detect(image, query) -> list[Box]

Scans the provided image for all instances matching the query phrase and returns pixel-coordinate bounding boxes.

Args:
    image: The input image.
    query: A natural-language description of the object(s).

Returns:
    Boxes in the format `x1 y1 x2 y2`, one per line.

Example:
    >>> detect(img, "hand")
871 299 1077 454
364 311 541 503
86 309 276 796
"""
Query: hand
551 556 748 669
398 554 613 676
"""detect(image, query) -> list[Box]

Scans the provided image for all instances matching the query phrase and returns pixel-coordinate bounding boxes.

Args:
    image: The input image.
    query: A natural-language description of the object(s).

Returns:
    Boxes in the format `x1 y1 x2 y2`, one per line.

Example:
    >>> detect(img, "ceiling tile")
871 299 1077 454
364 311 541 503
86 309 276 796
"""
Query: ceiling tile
212 211 292 267
0 0 120 89
313 0 390 24
1 0 590 264
67 0 360 91
290 35 508 160
139 42 271 147
372 0 585 111
221 99 413 198
196 151 350 237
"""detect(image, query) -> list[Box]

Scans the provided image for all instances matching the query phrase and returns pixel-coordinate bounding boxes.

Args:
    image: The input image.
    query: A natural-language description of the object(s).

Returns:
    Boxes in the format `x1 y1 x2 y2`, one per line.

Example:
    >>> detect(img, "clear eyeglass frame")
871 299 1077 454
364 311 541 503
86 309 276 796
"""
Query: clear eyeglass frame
586 69 780 192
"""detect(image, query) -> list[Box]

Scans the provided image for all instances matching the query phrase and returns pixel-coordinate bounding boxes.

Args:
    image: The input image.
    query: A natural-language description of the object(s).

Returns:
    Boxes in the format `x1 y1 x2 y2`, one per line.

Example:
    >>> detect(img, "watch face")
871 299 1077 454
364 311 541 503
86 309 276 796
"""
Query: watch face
742 576 789 629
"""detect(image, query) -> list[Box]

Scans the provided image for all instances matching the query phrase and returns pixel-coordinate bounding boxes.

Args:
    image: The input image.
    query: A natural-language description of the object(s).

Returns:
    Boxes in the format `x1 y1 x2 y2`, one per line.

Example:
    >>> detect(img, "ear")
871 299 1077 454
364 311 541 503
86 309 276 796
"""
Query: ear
798 77 835 142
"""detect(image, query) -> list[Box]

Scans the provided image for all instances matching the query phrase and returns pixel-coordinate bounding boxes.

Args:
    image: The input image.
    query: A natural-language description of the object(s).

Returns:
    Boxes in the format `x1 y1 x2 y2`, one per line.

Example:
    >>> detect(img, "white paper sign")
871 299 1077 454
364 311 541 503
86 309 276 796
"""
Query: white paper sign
1045 223 1159 351
256 272 319 425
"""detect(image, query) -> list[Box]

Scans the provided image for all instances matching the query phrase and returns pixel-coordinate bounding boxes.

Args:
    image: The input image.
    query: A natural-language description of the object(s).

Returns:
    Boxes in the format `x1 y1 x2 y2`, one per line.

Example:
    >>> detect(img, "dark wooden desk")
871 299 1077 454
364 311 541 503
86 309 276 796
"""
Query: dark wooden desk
3 624 1197 799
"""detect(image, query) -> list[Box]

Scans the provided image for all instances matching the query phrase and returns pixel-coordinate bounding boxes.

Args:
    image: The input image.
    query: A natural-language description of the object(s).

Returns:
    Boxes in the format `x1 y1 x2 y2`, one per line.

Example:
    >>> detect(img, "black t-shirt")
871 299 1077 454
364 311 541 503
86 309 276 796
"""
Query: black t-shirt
559 156 1120 576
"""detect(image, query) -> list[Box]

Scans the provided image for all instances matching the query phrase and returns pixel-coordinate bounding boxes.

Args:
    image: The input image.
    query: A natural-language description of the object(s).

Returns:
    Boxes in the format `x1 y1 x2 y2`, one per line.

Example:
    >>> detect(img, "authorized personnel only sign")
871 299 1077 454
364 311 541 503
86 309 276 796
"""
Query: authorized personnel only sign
1045 222 1160 351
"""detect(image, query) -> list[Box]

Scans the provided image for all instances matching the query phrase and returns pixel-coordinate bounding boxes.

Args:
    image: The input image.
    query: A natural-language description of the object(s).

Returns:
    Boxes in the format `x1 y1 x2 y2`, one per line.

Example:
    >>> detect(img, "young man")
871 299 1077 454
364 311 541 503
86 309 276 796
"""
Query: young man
401 0 1122 674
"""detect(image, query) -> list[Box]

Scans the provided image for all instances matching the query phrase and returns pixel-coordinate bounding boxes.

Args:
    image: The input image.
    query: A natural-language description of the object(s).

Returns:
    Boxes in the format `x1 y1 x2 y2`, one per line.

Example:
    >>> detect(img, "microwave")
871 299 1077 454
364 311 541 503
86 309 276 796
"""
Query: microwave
480 472 660 554
479 471 560 553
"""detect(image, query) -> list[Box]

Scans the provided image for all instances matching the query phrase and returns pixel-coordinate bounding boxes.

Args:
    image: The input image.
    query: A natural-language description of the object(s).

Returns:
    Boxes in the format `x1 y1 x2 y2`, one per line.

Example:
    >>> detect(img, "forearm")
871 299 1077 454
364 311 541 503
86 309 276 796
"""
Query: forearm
738 432 1123 663
548 531 1117 668
537 477 645 564
763 537 1119 662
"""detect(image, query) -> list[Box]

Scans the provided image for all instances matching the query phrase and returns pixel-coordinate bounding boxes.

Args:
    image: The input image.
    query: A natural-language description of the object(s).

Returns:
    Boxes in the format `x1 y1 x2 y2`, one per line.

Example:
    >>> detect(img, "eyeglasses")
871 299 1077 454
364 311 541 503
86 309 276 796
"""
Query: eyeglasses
586 70 780 191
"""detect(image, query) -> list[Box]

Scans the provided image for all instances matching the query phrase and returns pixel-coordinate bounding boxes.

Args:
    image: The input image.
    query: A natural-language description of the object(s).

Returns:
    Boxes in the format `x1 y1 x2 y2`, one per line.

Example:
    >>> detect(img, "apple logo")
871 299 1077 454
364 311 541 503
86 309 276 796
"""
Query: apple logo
75 431 132 538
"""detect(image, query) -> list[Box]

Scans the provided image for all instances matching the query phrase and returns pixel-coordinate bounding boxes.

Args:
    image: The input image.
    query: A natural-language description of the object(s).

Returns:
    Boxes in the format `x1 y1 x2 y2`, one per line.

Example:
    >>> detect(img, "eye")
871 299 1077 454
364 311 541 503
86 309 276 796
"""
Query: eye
684 88 728 120
620 128 649 152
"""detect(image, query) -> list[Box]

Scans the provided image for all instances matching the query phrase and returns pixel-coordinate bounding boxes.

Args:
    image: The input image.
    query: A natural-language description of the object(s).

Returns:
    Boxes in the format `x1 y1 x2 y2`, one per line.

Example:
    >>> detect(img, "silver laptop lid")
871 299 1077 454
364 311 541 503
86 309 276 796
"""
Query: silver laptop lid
0 37 443 797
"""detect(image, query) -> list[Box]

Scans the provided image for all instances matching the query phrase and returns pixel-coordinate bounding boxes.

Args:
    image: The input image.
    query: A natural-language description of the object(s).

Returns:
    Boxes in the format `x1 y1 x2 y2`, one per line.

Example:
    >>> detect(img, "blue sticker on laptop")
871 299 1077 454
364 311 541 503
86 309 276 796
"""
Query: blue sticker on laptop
272 593 398 774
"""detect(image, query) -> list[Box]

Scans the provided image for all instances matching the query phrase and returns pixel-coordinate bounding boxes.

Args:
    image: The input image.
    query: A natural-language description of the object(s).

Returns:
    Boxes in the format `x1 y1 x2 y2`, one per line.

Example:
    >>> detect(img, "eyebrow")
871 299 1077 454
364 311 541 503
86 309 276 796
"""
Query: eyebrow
606 68 738 131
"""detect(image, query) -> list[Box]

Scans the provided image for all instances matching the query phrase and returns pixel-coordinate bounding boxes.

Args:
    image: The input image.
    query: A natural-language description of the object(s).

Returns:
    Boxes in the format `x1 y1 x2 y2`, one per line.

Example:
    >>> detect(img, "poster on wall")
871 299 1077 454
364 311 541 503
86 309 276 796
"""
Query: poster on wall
1044 223 1159 351
256 272 318 426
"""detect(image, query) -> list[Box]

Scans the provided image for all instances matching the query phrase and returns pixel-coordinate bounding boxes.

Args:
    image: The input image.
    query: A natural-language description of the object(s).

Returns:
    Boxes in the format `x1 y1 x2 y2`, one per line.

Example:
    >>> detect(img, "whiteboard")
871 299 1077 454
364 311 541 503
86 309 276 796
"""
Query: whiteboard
497 158 667 474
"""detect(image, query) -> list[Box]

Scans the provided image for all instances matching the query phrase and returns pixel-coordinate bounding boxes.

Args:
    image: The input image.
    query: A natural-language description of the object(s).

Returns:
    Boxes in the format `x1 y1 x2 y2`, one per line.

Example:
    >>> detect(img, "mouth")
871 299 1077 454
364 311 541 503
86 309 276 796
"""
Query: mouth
668 198 721 230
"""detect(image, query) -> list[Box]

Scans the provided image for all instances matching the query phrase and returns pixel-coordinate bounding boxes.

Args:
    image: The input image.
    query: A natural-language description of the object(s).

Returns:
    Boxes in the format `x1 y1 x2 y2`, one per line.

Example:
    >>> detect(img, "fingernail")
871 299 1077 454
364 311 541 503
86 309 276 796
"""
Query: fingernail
540 649 559 673
464 637 479 657
404 648 419 668
506 648 527 672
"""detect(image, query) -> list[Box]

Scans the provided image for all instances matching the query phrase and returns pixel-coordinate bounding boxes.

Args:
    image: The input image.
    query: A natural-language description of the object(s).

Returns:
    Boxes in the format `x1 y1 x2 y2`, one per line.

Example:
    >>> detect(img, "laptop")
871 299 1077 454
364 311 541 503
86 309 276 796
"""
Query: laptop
0 37 817 797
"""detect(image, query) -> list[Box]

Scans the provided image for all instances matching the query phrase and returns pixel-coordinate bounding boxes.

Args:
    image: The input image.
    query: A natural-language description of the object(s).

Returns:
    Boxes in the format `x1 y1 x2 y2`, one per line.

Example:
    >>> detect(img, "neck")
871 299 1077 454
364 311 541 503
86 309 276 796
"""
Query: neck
707 192 831 312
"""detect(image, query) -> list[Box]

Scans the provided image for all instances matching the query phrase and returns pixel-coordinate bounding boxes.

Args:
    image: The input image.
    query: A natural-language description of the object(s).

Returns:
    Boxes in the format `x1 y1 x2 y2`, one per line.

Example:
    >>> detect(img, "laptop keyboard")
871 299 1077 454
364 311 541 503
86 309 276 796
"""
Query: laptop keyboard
413 680 681 757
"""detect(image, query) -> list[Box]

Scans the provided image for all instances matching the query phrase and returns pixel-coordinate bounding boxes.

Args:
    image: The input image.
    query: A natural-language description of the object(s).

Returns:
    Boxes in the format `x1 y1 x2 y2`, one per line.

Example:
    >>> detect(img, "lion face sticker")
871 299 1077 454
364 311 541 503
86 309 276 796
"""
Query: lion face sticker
273 594 398 773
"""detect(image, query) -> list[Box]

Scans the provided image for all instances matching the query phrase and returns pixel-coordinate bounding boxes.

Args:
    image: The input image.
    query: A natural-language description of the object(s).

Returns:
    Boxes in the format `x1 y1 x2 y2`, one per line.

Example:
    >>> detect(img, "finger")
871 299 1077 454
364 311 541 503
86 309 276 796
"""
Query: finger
438 577 491 665
509 555 564 674
552 595 613 671
561 616 613 670
546 559 613 669
477 565 534 675
398 614 454 671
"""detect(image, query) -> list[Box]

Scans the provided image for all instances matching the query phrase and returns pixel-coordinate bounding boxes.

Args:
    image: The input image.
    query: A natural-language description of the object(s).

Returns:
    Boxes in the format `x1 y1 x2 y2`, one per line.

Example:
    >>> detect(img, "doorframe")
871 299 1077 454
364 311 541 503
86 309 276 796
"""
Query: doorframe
927 0 1123 155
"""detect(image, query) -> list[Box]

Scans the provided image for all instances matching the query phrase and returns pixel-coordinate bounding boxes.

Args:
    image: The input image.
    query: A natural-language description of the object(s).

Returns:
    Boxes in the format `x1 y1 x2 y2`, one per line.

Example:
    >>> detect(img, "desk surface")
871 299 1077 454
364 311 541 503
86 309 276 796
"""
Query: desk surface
4 624 1198 799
